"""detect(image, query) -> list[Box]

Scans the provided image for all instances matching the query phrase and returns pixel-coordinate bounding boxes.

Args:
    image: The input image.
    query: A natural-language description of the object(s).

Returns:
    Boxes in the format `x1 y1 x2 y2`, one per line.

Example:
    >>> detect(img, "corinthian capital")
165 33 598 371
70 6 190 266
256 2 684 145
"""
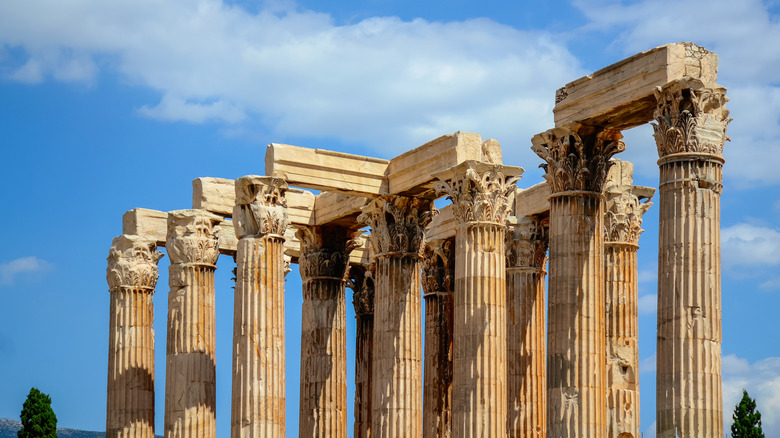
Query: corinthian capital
350 265 375 316
106 235 163 290
506 216 549 269
296 226 362 281
531 125 625 194
421 239 454 296
434 160 523 225
652 78 730 158
357 195 435 256
166 210 221 265
604 188 653 245
233 175 289 239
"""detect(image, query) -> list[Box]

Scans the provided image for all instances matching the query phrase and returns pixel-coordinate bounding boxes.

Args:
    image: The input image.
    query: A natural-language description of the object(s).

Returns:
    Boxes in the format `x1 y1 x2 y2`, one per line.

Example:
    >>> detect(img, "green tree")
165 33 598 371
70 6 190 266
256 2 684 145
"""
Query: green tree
731 389 764 438
17 387 57 438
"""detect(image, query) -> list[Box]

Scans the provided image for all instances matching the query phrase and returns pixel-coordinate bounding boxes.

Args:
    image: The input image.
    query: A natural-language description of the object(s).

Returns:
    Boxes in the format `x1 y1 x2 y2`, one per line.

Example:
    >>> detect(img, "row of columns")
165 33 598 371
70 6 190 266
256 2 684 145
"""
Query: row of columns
106 78 729 438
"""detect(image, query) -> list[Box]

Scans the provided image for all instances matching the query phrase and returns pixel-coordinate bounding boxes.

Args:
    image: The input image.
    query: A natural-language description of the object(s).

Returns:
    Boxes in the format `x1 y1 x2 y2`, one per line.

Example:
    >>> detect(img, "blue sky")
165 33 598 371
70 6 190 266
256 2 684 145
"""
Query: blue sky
1 0 779 436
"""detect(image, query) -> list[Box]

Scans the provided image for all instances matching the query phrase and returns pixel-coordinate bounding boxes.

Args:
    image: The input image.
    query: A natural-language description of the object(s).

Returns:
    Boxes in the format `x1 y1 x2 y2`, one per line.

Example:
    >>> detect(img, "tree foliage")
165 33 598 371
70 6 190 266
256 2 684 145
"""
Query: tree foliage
731 389 764 438
18 387 57 438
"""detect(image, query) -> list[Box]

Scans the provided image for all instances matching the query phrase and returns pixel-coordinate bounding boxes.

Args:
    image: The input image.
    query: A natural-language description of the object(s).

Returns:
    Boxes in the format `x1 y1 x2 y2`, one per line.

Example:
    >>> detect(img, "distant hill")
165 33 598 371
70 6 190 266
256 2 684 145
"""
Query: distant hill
0 418 162 438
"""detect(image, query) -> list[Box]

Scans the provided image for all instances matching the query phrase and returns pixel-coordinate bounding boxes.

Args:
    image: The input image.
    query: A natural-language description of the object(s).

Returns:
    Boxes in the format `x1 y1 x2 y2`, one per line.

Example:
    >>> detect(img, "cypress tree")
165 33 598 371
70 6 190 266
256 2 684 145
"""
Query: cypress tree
731 389 764 438
18 387 57 438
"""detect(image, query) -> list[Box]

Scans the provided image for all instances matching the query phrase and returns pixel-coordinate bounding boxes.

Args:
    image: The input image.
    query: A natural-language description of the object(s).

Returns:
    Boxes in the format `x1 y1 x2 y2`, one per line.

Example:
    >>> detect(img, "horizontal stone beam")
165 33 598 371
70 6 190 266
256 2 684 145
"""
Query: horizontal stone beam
121 207 369 264
426 204 455 241
266 144 389 196
554 42 719 130
193 177 235 216
265 131 501 198
514 183 551 219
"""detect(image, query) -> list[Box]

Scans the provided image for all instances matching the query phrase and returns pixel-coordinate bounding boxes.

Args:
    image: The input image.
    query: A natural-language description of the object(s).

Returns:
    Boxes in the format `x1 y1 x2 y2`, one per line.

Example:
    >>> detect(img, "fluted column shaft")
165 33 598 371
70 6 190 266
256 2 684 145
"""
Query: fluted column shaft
231 176 289 438
435 161 522 438
352 265 374 438
532 125 625 438
604 242 639 436
506 218 548 438
653 77 729 438
359 196 434 438
164 210 221 438
298 227 358 438
107 235 163 438
422 240 454 438
603 172 653 438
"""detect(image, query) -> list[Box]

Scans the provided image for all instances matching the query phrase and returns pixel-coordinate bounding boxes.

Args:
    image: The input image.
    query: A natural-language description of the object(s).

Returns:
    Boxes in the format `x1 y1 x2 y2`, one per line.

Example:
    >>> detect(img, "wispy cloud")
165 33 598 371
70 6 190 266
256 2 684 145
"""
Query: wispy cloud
0 0 582 167
723 354 780 436
573 0 780 187
638 293 657 315
721 223 780 269
0 256 49 286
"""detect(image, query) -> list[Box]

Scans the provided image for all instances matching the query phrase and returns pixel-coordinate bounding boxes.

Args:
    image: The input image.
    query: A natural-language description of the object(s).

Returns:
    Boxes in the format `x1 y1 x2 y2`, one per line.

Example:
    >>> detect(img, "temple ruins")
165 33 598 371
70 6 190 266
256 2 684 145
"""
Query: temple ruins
106 42 730 437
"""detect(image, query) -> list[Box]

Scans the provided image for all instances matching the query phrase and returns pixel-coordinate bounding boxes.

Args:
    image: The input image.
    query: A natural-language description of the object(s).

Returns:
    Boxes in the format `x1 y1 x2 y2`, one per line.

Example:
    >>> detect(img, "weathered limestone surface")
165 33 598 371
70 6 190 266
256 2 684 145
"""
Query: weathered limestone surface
421 239 455 438
267 144 390 195
297 227 360 438
193 177 236 217
359 196 434 438
506 217 548 438
106 235 163 438
350 265 374 438
603 161 654 438
514 183 551 219
435 161 523 437
532 125 625 437
554 42 719 130
231 176 289 437
653 79 729 438
163 210 221 438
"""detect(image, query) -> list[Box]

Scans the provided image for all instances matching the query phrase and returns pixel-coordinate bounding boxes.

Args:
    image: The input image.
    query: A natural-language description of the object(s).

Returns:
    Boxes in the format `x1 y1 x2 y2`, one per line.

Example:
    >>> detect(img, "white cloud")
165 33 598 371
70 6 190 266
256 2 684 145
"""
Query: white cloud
573 0 780 187
760 277 780 291
0 0 582 163
643 420 656 438
723 354 780 436
638 293 657 315
640 352 656 375
0 256 49 286
721 223 780 268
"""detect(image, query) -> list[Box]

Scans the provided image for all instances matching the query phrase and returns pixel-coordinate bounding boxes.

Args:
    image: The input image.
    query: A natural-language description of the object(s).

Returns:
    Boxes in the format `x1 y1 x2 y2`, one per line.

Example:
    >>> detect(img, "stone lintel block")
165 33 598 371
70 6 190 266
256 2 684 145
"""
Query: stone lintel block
514 182 551 219
287 188 316 226
313 191 368 229
554 42 719 130
122 208 168 246
426 204 455 241
266 143 389 196
192 177 235 216
387 131 485 197
433 160 525 185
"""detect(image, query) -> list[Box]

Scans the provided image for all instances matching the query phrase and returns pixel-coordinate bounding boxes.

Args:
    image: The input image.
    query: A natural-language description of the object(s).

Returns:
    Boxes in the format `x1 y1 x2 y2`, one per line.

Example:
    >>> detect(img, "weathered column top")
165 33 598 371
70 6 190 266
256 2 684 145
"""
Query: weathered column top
357 195 435 258
233 175 289 239
106 234 163 291
433 160 523 225
166 209 221 266
506 216 548 270
421 239 454 297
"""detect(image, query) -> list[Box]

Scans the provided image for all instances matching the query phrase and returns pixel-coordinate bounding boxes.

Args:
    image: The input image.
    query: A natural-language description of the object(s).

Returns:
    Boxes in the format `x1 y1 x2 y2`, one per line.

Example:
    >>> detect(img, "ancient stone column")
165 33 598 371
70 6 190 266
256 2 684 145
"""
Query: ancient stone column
106 235 163 438
350 264 374 438
505 216 548 438
230 176 289 438
421 239 454 438
652 79 730 438
163 209 221 438
358 196 434 438
603 172 652 438
531 125 624 437
297 226 360 437
435 161 523 438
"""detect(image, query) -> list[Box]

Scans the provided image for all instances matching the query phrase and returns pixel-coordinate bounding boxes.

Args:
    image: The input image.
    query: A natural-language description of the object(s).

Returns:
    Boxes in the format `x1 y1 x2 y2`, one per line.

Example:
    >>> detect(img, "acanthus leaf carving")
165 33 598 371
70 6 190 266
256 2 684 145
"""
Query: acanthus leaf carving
296 226 363 281
421 239 454 295
434 161 521 225
652 78 730 158
531 125 625 194
357 195 435 257
234 176 289 239
604 189 652 245
351 264 375 316
106 235 163 290
506 216 549 269
166 210 221 266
